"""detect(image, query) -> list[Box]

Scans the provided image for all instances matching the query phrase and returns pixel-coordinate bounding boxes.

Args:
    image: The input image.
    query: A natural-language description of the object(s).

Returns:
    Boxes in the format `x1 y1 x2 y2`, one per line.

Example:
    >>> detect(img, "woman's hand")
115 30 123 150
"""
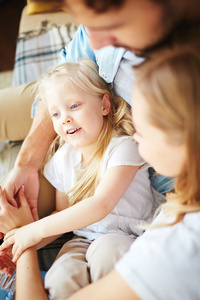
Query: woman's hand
0 251 15 276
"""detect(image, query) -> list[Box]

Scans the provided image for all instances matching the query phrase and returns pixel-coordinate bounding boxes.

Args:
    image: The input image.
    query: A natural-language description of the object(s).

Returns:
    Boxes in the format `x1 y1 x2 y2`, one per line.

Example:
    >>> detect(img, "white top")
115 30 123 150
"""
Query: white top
115 210 200 300
44 136 154 240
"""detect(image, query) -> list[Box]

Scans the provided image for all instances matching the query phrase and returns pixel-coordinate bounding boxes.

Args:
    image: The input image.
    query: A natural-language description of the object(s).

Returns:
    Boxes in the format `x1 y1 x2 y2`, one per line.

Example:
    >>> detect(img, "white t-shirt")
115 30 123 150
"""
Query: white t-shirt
115 210 200 300
44 136 154 240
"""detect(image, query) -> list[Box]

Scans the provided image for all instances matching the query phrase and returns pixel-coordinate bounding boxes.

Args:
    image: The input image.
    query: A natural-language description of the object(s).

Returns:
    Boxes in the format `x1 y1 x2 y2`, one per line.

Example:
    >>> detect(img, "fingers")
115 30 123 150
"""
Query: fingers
0 233 23 263
0 266 15 276
32 207 39 221
0 235 14 252
17 186 27 207
0 253 16 276
0 186 8 205
0 186 17 208
11 243 23 263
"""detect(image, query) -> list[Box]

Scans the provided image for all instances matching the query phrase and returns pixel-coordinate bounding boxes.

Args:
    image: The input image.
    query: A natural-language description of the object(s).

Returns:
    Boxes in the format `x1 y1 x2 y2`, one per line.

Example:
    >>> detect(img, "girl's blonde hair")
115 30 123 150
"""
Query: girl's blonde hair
134 46 200 224
39 58 134 205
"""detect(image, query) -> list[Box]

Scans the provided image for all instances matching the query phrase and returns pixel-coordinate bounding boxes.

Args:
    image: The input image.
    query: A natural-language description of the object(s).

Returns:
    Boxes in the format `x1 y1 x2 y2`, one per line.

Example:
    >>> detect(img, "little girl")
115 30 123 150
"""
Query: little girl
1 58 154 299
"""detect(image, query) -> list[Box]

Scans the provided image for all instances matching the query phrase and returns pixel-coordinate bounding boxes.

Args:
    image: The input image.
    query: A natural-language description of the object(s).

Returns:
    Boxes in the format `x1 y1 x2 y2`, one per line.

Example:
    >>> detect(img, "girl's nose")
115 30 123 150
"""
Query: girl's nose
62 115 72 124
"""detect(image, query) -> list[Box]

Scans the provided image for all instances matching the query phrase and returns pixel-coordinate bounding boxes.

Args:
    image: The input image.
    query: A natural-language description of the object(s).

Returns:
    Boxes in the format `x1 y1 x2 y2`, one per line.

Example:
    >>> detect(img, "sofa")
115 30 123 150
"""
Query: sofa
13 4 77 86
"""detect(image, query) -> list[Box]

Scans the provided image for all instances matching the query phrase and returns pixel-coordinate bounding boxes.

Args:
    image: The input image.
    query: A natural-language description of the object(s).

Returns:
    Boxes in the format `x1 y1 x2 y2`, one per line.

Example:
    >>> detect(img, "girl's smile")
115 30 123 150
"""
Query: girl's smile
66 127 81 135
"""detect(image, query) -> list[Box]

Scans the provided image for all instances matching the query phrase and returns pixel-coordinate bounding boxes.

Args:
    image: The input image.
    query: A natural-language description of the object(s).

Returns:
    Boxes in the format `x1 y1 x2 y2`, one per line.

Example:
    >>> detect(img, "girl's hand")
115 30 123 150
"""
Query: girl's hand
0 186 34 235
0 222 42 263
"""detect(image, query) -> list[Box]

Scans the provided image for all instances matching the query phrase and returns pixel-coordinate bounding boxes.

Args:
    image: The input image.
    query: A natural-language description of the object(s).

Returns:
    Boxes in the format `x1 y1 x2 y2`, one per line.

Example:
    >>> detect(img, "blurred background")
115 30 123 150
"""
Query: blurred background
0 0 26 72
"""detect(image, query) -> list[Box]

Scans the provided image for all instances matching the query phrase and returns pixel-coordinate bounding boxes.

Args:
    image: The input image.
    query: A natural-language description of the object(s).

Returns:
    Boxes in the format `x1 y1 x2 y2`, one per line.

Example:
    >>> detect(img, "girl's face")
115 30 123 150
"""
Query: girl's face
45 81 110 160
132 88 186 178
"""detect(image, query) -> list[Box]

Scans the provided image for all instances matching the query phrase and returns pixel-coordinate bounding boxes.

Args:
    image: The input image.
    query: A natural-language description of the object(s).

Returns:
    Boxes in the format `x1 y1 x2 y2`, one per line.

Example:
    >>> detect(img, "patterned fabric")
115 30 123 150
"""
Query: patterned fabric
0 273 15 300
13 21 77 86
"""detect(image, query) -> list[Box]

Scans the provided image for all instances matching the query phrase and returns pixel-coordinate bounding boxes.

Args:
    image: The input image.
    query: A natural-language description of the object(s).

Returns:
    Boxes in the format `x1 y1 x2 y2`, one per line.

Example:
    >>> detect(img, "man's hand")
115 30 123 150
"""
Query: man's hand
0 186 34 235
3 166 40 221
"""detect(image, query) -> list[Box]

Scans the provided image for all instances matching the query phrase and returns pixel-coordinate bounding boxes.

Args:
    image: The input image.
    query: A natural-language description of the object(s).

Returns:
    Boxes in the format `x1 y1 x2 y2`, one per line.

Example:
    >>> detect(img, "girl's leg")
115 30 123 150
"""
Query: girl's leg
0 81 39 141
44 236 92 300
86 233 134 282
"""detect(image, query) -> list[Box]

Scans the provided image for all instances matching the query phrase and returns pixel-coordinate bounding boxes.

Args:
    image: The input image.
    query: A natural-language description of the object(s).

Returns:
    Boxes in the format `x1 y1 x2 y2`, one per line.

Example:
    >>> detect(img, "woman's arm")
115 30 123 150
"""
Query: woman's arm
15 247 48 300
68 269 141 300
1 165 139 261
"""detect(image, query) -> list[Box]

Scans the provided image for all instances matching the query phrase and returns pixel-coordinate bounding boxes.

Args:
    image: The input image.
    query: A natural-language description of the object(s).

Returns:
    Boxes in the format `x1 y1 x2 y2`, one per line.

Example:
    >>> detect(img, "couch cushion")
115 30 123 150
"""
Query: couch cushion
13 22 77 86
27 0 65 15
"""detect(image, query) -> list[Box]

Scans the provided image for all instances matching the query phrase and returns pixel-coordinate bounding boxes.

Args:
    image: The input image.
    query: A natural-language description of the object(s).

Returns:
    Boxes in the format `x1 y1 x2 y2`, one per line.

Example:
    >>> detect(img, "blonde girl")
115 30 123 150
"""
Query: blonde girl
1 58 154 299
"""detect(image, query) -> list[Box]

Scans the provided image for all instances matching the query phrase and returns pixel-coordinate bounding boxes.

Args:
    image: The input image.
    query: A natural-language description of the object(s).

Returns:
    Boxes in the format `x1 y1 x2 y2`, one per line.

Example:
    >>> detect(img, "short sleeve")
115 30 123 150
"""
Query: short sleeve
43 144 81 193
115 212 200 300
104 137 145 170
43 147 66 193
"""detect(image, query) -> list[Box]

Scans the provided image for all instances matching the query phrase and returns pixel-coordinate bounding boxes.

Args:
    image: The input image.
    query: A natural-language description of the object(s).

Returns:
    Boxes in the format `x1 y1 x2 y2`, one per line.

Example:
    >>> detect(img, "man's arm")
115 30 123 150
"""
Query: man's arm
4 100 56 220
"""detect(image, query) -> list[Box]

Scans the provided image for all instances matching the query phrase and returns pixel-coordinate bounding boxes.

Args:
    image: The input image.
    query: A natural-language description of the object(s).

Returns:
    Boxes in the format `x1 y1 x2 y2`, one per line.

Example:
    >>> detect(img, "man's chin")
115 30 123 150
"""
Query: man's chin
112 43 132 51
112 43 145 57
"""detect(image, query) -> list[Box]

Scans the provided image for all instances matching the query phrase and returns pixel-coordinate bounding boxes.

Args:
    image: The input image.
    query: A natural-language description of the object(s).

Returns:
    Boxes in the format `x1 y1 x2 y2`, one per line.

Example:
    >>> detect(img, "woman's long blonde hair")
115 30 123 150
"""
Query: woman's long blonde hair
39 58 134 205
134 47 200 224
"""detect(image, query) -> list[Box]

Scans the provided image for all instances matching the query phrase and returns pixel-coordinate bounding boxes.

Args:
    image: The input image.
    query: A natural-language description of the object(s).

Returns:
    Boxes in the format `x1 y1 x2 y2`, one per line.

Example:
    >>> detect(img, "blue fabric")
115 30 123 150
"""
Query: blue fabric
40 270 47 280
148 167 175 194
0 289 14 300
0 271 47 300
60 25 126 85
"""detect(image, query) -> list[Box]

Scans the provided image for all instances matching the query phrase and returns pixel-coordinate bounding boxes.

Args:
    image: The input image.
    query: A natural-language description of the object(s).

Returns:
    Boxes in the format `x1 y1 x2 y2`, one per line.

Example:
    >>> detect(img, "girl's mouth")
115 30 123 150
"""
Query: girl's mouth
67 128 81 134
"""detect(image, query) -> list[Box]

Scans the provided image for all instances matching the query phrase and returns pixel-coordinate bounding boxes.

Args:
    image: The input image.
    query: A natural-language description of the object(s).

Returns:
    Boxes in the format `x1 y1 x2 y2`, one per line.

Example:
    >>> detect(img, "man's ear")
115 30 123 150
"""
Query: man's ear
102 94 111 116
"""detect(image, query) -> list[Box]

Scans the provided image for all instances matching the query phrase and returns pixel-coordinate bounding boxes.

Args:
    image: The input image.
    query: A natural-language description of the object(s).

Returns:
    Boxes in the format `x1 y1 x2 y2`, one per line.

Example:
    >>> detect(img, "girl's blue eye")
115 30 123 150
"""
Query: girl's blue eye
71 104 78 109
53 112 60 117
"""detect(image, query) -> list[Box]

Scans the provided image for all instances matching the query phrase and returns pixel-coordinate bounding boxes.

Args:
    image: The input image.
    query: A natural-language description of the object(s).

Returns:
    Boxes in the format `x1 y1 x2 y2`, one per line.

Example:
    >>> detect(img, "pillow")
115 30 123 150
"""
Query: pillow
27 0 64 15
13 23 78 86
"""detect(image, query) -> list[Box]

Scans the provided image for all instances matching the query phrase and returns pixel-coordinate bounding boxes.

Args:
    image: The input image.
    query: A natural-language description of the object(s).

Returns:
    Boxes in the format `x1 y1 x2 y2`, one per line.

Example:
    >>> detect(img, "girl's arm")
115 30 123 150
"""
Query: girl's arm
36 189 69 250
1 165 139 261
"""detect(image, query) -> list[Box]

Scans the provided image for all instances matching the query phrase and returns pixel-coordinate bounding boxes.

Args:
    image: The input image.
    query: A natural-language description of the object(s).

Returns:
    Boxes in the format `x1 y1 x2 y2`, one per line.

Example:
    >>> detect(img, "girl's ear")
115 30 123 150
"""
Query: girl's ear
102 94 111 116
